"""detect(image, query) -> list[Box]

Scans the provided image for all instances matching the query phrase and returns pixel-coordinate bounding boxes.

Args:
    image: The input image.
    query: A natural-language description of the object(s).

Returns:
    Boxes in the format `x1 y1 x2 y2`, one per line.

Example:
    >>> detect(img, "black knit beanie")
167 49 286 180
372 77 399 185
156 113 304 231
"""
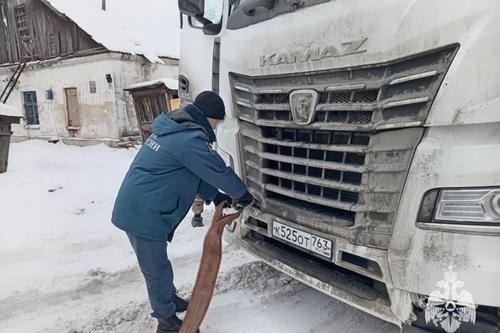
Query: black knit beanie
193 91 225 120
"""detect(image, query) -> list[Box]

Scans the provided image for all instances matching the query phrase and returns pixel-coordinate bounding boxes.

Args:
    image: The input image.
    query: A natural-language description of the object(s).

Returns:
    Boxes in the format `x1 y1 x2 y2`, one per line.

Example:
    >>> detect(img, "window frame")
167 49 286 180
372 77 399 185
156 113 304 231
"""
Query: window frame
14 5 28 29
23 91 40 126
89 81 97 94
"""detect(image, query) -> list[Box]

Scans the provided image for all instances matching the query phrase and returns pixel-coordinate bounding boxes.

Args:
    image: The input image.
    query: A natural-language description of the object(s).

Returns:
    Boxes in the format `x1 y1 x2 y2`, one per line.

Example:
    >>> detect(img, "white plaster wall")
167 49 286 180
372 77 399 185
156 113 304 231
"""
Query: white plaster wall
109 55 179 137
0 52 178 142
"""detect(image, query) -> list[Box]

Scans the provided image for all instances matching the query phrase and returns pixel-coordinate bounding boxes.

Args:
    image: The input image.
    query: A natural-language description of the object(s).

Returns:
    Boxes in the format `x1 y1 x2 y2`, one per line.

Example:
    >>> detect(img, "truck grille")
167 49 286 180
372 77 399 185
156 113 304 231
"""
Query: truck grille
232 45 458 249
241 123 368 224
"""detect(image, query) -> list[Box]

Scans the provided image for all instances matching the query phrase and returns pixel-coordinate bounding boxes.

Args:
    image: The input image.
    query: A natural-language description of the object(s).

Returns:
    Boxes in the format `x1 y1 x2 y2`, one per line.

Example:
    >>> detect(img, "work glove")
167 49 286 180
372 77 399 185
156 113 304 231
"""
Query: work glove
234 191 254 209
213 192 232 208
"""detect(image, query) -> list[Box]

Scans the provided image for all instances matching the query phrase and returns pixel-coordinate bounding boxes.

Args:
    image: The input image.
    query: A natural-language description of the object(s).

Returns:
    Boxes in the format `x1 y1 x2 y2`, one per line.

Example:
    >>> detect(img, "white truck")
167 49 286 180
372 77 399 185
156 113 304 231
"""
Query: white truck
177 0 500 330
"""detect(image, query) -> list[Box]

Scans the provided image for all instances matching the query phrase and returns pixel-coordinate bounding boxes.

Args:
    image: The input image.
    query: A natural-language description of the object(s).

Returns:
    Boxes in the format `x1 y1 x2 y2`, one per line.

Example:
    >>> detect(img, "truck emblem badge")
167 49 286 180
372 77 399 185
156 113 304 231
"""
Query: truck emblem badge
289 90 318 125
425 267 476 333
260 37 367 67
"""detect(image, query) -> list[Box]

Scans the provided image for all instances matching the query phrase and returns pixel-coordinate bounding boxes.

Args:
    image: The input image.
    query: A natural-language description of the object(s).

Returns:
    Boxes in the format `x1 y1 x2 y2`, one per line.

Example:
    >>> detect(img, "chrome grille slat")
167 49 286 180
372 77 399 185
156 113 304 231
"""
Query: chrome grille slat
316 104 378 111
389 70 438 85
254 151 366 173
240 117 374 130
326 83 367 91
265 184 356 212
260 167 362 193
236 99 291 111
232 45 458 249
235 100 253 108
241 129 366 153
382 96 430 109
234 84 251 92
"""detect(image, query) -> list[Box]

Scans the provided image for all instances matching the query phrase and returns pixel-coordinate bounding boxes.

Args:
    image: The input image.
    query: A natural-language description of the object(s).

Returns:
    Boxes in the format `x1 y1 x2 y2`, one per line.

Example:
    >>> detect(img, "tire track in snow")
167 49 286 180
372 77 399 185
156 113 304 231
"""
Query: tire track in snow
0 266 142 321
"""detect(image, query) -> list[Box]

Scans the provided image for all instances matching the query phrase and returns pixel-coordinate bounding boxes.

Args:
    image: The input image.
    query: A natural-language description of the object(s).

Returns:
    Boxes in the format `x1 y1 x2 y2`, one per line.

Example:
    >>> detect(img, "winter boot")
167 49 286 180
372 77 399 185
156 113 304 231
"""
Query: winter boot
191 214 203 228
156 315 199 333
173 290 189 313
156 314 182 333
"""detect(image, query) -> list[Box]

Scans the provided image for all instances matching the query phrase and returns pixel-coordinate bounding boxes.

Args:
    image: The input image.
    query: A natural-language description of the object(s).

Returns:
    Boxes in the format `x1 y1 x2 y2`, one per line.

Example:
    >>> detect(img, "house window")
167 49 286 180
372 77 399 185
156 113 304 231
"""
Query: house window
89 81 97 94
23 91 39 125
15 5 28 29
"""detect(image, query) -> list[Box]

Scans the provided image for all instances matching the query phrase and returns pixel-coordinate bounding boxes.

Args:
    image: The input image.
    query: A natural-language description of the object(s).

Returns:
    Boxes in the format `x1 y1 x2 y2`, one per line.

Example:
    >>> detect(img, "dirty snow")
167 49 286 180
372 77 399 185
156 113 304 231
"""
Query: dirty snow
43 0 180 62
0 104 21 117
0 140 424 333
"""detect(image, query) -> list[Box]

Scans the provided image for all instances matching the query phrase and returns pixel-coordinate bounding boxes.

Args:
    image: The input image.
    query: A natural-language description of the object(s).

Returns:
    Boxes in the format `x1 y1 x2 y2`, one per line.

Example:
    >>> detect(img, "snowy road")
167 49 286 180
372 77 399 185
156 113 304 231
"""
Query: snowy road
0 141 424 333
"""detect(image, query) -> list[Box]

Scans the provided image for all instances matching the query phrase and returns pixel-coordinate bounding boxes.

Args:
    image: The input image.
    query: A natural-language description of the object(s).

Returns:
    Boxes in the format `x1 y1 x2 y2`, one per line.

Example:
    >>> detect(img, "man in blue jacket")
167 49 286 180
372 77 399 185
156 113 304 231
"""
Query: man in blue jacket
112 91 253 333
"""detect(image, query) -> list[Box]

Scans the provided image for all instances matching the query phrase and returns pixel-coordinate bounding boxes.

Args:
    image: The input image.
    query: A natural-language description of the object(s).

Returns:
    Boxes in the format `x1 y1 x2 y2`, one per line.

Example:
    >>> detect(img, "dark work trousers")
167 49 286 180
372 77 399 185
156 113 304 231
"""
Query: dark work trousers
126 232 175 320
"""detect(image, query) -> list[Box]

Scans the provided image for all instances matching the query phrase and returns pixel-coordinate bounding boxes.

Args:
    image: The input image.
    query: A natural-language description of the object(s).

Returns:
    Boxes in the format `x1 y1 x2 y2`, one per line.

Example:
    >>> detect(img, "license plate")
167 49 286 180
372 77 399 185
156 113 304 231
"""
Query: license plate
272 221 332 259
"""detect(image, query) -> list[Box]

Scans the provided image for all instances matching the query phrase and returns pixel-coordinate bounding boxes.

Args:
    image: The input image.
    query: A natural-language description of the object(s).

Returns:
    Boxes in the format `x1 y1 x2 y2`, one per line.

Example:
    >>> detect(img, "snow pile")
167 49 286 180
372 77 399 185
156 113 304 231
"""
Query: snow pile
43 0 180 62
216 261 301 293
66 301 156 333
0 103 21 117
0 140 410 333
127 77 179 91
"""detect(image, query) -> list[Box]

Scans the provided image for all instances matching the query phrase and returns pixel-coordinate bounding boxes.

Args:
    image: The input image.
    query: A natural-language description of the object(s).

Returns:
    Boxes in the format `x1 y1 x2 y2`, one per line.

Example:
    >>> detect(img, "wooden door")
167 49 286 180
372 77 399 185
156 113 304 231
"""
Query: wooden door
65 88 80 127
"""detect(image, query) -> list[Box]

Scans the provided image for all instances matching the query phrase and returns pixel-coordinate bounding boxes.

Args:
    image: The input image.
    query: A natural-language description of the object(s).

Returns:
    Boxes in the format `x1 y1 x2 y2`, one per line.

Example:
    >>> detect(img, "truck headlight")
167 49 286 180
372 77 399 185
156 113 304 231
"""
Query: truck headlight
418 188 500 224
217 146 234 169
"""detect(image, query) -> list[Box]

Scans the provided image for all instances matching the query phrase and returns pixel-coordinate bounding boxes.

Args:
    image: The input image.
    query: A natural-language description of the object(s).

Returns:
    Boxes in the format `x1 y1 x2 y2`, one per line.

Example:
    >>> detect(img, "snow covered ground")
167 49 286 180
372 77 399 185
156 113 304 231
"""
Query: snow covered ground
0 141 423 333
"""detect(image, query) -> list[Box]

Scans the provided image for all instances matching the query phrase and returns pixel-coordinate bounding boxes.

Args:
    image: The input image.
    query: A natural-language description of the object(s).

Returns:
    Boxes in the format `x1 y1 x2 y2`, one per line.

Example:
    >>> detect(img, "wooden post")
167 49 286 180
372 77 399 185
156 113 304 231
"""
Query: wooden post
102 0 106 11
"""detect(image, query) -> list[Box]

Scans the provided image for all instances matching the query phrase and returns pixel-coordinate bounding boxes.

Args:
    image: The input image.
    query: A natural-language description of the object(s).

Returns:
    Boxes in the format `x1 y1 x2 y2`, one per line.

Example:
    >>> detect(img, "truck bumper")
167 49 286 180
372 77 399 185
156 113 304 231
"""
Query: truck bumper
237 207 414 326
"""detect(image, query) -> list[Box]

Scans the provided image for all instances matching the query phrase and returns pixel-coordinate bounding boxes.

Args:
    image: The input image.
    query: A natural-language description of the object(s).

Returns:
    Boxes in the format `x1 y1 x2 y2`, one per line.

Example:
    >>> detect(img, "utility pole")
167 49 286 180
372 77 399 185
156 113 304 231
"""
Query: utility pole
102 0 106 11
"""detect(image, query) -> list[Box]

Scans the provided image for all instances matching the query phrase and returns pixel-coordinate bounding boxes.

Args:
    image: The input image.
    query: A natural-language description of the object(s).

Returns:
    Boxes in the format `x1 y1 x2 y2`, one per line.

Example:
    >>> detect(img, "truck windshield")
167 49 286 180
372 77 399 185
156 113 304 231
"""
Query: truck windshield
228 0 329 30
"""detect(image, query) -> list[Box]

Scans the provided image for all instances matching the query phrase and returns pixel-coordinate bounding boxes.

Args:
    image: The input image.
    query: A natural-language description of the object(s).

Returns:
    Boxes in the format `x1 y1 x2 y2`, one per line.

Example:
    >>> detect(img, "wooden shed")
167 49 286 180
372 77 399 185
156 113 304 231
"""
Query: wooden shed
125 78 179 141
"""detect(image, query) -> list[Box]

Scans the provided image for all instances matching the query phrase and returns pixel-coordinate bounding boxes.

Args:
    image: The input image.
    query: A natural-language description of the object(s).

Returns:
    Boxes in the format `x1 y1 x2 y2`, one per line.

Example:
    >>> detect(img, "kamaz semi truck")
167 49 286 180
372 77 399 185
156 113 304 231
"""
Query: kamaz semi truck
176 0 500 330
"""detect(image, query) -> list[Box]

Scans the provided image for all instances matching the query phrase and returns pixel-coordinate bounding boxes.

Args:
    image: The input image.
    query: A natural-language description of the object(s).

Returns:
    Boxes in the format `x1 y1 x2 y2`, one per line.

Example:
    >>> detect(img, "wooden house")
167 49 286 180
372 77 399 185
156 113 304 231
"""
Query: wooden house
0 0 180 145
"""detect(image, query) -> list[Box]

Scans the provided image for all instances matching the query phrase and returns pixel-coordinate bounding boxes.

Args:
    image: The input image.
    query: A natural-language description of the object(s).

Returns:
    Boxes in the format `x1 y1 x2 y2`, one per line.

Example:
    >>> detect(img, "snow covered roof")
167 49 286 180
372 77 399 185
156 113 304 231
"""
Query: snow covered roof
127 78 179 91
0 104 22 118
42 0 180 63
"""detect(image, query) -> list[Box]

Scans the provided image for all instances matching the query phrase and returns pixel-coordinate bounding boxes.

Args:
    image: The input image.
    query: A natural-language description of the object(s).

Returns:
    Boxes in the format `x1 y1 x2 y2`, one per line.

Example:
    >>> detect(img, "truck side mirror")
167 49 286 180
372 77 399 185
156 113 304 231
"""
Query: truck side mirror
178 0 205 17
202 22 222 35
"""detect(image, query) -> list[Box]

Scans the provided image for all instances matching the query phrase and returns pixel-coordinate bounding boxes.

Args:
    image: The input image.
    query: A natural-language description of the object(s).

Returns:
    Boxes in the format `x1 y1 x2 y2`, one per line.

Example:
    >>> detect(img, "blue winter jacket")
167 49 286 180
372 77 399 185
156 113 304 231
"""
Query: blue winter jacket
112 105 248 241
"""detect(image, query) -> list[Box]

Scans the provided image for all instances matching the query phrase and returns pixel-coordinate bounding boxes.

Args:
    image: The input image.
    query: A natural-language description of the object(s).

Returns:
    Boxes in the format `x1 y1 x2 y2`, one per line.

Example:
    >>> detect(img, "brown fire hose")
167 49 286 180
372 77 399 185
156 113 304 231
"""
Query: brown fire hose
179 203 242 333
